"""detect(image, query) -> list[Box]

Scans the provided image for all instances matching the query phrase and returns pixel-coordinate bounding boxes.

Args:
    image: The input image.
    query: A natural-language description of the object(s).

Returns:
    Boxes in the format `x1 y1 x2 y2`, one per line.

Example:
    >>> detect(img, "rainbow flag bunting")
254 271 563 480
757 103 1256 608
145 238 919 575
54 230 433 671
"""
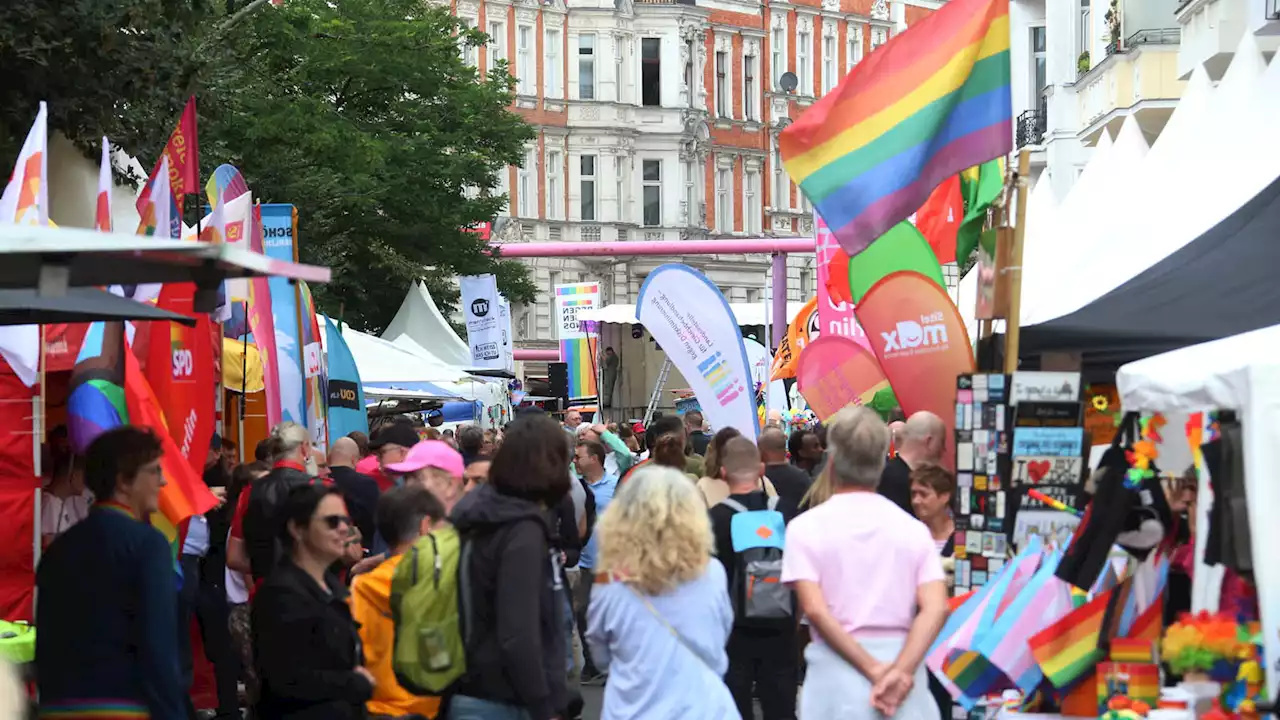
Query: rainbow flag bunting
780 0 1012 258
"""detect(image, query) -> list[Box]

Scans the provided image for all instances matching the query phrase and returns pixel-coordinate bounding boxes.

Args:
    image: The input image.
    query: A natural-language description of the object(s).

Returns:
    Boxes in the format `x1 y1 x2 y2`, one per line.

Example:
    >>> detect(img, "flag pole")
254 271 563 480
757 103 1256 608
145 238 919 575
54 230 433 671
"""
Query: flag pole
1002 150 1031 375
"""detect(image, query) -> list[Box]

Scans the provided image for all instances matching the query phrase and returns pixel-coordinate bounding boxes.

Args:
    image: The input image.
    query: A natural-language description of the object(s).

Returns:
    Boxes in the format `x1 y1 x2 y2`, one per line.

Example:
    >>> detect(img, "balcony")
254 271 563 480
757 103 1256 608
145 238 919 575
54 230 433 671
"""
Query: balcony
1075 28 1184 145
1176 0 1280 79
1016 109 1046 148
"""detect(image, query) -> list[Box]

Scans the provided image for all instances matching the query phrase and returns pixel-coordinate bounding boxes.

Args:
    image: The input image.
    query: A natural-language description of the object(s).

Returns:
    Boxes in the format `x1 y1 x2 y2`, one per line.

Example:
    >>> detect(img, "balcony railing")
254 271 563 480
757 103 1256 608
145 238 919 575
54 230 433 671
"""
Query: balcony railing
1125 28 1181 47
1016 109 1046 148
1269 0 1280 19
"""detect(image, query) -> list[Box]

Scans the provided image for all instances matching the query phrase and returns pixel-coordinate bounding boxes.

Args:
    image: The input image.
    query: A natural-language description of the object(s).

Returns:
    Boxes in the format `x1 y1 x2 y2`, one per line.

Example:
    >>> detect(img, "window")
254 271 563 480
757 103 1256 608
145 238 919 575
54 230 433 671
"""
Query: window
822 35 837 94
744 53 758 120
615 36 626 102
545 29 562 97
615 158 627 222
1078 0 1091 63
459 18 477 66
642 160 661 227
847 24 864 70
641 38 661 106
797 31 812 94
497 167 511 215
800 269 813 297
744 170 760 234
771 27 786 86
580 155 596 221
1031 26 1047 113
871 27 888 51
715 166 732 232
683 160 698 225
578 34 596 100
547 150 562 219
518 147 536 217
488 21 506 66
772 139 786 208
715 51 729 116
517 25 534 94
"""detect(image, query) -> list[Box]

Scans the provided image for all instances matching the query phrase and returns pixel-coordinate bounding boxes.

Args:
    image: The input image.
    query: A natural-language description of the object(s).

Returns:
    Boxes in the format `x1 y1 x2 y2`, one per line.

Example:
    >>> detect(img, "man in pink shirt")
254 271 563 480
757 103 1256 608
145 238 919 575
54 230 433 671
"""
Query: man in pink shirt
782 406 950 720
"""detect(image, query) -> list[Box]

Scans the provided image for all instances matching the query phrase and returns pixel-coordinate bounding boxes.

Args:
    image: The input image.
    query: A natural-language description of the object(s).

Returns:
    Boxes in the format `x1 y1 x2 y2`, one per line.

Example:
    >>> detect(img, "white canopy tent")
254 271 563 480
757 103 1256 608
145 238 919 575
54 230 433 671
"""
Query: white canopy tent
1117 323 1280 693
381 280 472 368
1024 36 1278 328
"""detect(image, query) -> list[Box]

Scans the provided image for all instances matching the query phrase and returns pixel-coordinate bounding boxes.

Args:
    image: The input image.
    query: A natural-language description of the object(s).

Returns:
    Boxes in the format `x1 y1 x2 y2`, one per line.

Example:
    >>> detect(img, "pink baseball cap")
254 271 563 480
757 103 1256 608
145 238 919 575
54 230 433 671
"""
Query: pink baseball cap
384 440 465 477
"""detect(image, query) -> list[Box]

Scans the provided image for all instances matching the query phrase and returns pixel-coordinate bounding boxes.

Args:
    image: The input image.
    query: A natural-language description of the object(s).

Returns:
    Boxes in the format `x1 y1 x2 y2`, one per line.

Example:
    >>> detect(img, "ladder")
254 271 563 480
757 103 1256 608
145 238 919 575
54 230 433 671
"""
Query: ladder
642 357 673 427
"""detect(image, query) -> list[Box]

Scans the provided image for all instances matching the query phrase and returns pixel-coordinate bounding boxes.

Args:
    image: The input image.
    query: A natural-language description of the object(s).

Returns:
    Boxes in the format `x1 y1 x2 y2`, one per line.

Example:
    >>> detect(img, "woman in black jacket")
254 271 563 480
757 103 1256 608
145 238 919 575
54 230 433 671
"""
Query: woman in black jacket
253 484 374 720
449 413 575 720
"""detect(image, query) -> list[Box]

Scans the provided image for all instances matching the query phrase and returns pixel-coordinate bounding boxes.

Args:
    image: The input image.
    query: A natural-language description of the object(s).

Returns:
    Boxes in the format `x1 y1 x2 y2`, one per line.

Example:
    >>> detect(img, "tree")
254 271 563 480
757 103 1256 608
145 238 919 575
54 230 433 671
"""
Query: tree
1 0 538 332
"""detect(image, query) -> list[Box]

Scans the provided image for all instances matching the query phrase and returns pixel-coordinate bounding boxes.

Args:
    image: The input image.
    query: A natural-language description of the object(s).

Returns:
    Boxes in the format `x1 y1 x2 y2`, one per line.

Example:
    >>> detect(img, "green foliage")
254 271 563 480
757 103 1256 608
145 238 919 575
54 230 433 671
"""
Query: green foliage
0 0 537 332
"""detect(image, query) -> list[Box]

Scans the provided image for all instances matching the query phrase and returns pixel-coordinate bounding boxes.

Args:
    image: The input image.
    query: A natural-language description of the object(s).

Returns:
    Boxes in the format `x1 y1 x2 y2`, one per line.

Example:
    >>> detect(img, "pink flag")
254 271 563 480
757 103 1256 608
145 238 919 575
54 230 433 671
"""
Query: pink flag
247 203 283 428
0 102 50 387
96 137 112 233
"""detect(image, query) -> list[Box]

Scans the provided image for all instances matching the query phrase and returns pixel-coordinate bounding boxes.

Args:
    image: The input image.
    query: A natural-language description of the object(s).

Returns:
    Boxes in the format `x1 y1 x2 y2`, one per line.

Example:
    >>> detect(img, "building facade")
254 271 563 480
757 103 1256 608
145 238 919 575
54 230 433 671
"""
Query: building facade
455 0 938 354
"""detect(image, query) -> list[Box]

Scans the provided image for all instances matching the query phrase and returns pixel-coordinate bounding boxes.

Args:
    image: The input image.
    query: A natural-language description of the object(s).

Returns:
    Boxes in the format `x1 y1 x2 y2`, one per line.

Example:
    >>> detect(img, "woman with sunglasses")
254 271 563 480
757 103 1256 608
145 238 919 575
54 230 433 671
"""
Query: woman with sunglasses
253 483 376 719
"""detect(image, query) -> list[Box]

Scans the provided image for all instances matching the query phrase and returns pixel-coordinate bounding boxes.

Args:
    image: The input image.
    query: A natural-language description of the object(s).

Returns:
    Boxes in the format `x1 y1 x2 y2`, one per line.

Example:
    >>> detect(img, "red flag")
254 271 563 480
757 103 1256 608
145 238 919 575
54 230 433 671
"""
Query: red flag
137 97 199 218
854 271 975 470
145 284 216 478
124 338 218 527
796 335 890 421
915 175 964 264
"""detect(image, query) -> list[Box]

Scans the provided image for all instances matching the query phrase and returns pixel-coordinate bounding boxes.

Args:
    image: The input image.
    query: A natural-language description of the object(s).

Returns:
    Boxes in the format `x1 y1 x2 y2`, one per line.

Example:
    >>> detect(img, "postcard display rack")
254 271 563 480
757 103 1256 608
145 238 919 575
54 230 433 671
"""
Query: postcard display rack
952 371 1089 596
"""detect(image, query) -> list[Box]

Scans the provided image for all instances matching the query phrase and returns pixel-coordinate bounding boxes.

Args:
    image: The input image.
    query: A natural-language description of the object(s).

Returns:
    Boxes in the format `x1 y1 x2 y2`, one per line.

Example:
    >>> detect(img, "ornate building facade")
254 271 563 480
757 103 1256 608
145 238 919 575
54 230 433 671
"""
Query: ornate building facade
455 0 940 354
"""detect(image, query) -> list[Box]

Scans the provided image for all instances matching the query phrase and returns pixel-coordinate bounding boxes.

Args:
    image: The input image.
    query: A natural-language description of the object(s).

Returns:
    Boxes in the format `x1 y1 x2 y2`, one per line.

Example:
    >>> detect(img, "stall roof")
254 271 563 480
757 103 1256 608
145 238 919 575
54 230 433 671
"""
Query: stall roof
1021 171 1280 364
0 288 197 326
0 224 330 300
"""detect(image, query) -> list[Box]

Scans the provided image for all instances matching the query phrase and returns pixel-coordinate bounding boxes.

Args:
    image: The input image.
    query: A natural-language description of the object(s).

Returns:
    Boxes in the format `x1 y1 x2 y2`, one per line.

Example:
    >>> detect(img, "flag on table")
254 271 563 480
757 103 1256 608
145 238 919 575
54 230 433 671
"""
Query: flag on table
1028 582 1120 688
780 0 1012 258
0 103 50 387
957 158 1006 262
96 137 114 232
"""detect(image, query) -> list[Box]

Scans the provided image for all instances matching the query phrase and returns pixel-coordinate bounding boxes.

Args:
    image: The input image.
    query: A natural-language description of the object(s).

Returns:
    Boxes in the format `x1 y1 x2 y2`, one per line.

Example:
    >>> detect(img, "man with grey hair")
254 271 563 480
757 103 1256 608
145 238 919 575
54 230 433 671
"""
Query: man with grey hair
781 406 949 720
879 411 947 516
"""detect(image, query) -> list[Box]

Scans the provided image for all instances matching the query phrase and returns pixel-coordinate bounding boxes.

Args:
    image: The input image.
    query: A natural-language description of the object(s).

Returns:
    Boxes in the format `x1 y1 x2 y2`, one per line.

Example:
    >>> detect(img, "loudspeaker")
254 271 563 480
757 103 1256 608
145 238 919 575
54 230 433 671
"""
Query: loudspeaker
549 362 568 402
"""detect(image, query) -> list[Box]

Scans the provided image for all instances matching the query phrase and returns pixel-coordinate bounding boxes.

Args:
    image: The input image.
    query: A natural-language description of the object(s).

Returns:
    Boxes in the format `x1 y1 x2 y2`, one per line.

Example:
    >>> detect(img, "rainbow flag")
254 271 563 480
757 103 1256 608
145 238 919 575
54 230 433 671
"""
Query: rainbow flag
1028 583 1118 688
780 0 1012 257
554 282 600 399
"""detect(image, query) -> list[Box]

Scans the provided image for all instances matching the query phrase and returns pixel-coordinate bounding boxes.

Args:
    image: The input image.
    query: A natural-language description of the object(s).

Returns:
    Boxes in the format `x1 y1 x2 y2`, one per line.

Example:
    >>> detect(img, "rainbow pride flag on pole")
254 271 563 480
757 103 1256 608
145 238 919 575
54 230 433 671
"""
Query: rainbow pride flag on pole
780 0 1012 257
553 282 601 400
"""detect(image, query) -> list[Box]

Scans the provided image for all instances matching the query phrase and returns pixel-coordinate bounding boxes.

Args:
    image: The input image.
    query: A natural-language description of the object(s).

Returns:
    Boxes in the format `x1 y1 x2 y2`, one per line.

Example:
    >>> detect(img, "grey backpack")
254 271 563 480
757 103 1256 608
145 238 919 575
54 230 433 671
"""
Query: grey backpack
719 497 793 620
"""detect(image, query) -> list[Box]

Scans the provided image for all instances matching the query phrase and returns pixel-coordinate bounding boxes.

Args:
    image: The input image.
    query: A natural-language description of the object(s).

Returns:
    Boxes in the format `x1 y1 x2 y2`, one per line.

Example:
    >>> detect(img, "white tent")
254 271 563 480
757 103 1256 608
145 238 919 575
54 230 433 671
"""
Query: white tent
1026 36 1275 327
1022 115 1150 325
320 315 471 397
1117 323 1280 693
381 280 472 368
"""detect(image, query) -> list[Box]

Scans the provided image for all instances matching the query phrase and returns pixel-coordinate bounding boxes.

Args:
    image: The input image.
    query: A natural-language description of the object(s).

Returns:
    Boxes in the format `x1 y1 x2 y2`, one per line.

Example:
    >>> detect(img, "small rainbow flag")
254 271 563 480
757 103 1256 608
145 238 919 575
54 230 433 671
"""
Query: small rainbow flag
780 0 1012 257
1029 583 1118 688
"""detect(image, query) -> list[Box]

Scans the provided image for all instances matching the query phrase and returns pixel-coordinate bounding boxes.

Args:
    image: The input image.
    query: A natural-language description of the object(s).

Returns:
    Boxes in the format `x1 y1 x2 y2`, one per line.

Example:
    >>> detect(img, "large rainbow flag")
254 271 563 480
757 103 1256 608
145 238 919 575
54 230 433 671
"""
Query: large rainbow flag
554 282 600 399
780 0 1012 257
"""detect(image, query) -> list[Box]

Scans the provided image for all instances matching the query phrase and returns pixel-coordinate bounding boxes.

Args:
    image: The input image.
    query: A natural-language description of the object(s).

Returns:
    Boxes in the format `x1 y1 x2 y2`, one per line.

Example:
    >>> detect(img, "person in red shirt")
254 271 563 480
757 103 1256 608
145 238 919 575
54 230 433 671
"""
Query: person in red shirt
364 420 420 491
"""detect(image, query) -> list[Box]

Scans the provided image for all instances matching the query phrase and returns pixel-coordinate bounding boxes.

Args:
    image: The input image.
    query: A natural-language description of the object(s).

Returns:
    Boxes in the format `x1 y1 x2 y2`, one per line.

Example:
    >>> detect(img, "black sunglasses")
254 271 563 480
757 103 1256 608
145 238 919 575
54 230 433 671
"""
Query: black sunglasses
321 514 352 530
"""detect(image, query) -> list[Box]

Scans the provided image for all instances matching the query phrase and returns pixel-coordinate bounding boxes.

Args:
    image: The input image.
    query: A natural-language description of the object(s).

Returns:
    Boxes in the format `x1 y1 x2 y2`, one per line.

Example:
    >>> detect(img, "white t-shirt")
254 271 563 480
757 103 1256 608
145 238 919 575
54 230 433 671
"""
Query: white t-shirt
225 530 249 604
41 490 92 540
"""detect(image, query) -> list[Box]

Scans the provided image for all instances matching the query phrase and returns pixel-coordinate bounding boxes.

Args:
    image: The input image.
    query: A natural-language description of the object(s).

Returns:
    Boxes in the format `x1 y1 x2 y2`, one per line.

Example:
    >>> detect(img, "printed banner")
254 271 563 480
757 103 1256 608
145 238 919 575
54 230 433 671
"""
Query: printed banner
796 335 891 421
145 284 216 478
246 203 282 429
815 213 871 349
637 264 758 439
325 316 369 443
770 295 820 381
460 275 507 371
554 282 600 399
743 338 789 418
497 296 514 374
261 204 305 426
856 271 975 470
298 281 327 451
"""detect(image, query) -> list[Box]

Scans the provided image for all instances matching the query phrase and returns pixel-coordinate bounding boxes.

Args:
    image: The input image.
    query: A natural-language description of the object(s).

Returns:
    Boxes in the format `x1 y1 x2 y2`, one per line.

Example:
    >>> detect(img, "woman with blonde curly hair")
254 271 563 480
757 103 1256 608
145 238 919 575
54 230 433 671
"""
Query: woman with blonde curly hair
586 466 740 719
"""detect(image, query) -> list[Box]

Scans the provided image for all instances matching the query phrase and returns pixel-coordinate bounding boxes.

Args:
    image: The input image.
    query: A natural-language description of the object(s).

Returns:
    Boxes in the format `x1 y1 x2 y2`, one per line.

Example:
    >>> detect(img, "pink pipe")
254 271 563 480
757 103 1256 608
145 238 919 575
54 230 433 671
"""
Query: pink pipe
514 348 562 361
491 237 815 258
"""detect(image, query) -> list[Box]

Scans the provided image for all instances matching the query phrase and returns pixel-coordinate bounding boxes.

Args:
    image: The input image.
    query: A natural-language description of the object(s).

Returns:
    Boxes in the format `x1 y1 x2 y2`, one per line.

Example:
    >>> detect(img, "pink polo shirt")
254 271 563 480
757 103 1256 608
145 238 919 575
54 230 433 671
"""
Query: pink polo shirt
782 491 943 639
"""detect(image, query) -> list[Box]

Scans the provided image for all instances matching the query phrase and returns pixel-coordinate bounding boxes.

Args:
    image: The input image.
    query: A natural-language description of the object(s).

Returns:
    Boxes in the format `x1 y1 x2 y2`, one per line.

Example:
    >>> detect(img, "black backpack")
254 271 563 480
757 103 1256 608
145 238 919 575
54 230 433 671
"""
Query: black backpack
242 466 315 579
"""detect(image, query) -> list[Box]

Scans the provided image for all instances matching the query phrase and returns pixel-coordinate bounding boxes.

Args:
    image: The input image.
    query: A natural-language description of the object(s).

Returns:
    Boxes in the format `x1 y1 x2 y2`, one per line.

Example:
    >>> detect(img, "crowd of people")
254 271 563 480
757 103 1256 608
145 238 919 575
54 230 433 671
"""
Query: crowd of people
31 402 964 720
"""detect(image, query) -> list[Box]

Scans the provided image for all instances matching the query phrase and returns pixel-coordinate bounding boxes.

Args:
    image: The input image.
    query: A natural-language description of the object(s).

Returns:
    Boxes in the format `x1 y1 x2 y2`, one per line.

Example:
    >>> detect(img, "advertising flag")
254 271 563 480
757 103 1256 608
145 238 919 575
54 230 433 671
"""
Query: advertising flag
847 222 946 303
914 174 964 263
96 137 113 232
554 282 601 399
145 284 216 477
298 281 327 451
796 335 891 421
0 102 49 387
248 204 283 428
815 212 872 350
137 96 199 217
637 264 758 439
855 271 975 469
261 204 305 426
460 275 507 371
743 338 788 416
769 296 820 381
325 316 369 442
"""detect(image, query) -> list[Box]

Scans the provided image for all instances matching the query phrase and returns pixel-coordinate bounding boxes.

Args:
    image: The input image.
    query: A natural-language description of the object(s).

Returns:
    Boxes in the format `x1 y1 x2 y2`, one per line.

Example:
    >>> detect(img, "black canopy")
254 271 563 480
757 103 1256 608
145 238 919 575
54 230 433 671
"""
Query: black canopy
0 288 197 326
1021 171 1280 365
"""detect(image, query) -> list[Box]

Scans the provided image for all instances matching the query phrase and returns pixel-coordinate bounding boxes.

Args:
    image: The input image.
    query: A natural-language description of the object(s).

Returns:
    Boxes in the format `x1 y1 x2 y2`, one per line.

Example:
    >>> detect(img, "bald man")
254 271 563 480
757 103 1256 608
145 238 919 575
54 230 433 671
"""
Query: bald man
759 426 813 512
879 411 947 516
328 437 380 553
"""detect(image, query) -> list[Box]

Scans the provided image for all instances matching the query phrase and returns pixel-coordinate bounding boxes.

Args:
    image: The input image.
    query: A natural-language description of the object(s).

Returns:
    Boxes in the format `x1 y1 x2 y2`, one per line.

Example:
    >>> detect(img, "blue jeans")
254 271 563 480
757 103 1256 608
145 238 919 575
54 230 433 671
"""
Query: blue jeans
448 695 531 720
